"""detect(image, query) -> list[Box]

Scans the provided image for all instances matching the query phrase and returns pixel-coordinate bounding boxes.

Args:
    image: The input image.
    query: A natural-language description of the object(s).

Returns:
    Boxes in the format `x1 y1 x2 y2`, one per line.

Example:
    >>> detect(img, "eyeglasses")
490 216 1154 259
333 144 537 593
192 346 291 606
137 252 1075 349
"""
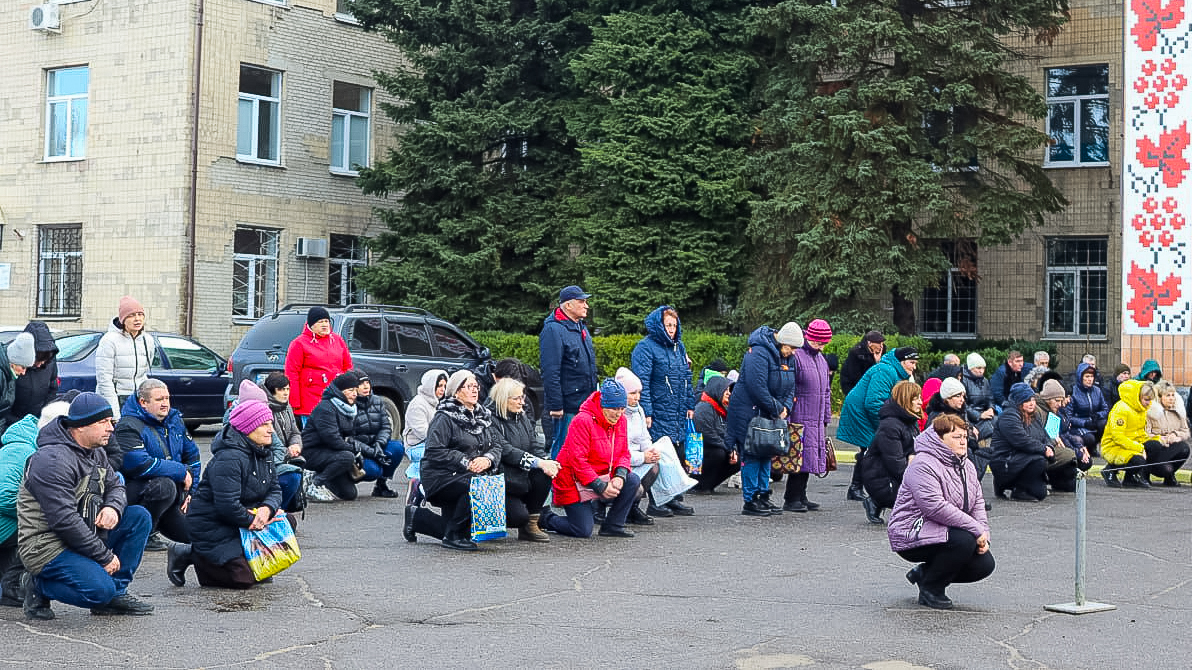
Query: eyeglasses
510 395 524 401
462 383 479 390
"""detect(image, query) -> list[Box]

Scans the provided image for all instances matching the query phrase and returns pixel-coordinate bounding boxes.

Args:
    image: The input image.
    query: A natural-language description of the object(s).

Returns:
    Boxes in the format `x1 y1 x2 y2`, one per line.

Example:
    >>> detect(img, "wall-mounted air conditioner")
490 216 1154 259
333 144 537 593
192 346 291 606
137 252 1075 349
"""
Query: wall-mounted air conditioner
296 237 329 258
30 4 60 31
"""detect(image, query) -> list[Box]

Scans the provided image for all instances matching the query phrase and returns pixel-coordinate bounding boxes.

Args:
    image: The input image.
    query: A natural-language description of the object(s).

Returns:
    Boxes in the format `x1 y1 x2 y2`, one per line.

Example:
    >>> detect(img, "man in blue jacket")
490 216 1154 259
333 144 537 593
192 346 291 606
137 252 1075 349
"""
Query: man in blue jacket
539 285 598 457
112 379 201 549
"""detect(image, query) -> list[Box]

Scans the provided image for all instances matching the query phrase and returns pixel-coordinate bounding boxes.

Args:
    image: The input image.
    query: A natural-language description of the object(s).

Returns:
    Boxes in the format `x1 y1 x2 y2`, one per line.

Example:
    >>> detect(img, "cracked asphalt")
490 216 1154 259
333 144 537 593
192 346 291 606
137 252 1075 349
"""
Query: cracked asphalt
1 426 1189 669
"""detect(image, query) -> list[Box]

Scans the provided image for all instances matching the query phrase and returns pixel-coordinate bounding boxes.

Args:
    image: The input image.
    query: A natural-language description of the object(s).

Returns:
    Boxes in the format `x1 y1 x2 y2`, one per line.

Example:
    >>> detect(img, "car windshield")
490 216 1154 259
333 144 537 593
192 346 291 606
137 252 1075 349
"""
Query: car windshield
56 332 103 361
238 313 316 349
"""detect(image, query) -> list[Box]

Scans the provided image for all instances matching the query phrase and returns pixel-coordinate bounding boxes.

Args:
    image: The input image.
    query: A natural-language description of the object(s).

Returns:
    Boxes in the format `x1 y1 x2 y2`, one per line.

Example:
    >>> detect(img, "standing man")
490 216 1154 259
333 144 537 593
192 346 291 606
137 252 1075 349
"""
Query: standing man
539 285 597 457
989 351 1026 408
18 392 154 619
840 330 885 397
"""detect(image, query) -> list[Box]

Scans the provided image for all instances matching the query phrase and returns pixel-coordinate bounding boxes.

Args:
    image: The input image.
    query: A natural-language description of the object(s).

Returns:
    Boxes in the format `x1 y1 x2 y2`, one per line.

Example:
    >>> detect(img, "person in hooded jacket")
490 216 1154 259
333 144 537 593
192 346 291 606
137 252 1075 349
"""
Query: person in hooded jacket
167 400 282 589
861 381 922 524
725 323 802 517
351 373 405 499
284 306 353 421
262 373 304 513
959 354 995 440
838 347 919 501
0 414 41 605
11 322 59 421
1036 380 1091 492
1135 359 1163 384
630 306 695 456
1 333 35 435
690 375 738 494
539 285 598 455
692 358 729 405
888 414 993 610
783 319 834 513
94 296 155 419
1144 380 1190 486
401 369 447 506
300 372 367 502
1101 379 1161 489
1061 363 1109 456
988 383 1052 501
539 379 640 539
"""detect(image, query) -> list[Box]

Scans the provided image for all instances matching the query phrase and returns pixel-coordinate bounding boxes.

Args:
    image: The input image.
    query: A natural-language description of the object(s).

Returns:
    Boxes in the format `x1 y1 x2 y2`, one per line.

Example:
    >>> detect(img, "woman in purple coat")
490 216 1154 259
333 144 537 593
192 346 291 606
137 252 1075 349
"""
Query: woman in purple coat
783 319 833 512
887 414 994 610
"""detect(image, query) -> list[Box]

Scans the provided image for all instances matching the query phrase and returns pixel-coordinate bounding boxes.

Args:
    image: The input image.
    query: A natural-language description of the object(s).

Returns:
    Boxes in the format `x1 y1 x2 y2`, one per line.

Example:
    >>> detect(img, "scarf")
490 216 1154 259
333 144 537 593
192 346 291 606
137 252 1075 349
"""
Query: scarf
700 392 726 417
331 396 357 418
437 396 492 435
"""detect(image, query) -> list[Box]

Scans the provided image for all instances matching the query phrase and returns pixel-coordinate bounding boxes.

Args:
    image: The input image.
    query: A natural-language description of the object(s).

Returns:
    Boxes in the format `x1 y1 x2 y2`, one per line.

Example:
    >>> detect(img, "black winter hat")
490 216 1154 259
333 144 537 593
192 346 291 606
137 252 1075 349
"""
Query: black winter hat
333 371 361 391
307 306 332 327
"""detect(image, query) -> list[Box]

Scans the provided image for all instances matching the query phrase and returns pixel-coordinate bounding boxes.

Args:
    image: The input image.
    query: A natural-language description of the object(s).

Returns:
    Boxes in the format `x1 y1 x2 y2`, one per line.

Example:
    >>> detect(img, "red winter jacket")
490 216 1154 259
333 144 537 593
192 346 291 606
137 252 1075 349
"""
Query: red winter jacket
551 391 631 506
284 324 353 416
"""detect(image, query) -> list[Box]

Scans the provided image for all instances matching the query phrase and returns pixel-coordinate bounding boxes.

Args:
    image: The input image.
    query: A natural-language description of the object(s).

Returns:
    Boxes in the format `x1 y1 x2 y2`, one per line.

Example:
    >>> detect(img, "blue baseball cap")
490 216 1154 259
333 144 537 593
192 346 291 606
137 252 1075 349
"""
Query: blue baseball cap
558 285 591 303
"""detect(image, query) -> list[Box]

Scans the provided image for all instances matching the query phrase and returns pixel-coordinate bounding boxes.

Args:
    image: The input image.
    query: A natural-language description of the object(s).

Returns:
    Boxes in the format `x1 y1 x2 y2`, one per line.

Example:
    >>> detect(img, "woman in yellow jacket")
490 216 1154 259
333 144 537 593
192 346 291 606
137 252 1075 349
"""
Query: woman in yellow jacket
1100 380 1160 488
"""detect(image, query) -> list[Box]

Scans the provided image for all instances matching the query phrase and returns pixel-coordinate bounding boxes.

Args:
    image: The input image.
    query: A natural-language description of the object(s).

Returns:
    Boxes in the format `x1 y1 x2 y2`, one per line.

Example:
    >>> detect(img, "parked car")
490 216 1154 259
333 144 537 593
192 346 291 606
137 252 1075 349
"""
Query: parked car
0 329 229 429
225 304 540 434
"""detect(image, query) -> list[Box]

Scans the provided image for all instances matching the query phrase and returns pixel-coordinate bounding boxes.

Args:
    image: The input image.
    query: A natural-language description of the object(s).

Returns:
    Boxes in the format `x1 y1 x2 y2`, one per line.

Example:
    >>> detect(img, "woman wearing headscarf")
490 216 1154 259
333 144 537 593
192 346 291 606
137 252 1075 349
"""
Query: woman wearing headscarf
1143 380 1190 486
988 383 1052 501
401 369 448 505
95 296 155 419
725 323 802 517
169 400 282 589
783 319 833 513
284 306 353 421
888 414 993 610
861 380 922 524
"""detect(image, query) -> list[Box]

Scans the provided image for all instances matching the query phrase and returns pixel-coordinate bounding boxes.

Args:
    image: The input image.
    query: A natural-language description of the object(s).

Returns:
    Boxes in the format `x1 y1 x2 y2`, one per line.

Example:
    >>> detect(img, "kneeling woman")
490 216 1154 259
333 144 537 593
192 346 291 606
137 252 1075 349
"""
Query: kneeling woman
988 383 1052 501
488 377 559 542
888 414 993 610
860 380 922 524
540 379 641 539
169 400 282 589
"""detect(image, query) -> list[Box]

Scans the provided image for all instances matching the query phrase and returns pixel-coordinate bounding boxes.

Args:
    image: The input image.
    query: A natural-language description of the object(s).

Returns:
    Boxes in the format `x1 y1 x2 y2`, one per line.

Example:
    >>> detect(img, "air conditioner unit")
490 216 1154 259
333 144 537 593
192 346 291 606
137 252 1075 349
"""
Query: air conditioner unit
30 4 60 31
296 237 329 258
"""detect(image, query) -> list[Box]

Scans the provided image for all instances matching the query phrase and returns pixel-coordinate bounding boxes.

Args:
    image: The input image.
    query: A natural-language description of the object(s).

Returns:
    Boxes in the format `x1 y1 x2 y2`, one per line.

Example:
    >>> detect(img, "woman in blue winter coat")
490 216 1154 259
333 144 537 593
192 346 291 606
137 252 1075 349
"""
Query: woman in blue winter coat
725 322 803 517
1062 363 1109 455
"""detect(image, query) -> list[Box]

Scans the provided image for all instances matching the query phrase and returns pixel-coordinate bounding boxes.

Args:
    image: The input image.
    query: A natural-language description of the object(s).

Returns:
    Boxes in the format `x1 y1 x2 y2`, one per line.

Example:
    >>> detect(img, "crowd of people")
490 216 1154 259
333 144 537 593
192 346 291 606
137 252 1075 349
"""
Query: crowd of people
0 290 1189 618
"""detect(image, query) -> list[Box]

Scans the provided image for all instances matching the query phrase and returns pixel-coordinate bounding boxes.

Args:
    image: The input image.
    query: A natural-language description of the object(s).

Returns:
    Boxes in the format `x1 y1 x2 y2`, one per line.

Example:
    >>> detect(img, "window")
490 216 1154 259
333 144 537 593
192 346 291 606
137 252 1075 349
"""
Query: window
919 243 977 337
237 65 281 164
345 317 382 351
157 336 221 372
924 104 978 171
37 225 83 317
386 320 433 357
336 0 355 16
432 325 473 358
1045 65 1109 166
328 234 367 305
45 66 89 160
1046 238 1108 336
331 83 370 174
232 227 279 319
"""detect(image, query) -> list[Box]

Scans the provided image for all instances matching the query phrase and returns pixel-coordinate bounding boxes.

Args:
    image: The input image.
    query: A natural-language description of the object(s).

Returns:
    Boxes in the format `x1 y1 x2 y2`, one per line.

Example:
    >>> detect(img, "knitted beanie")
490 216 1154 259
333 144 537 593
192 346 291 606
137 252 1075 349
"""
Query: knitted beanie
939 377 966 400
966 352 986 369
444 369 475 397
1040 379 1066 402
775 322 804 347
804 319 833 344
238 379 268 404
6 332 35 368
614 367 642 394
599 378 627 408
306 306 331 327
229 400 273 434
332 371 361 391
118 296 145 324
1008 382 1036 406
62 392 115 428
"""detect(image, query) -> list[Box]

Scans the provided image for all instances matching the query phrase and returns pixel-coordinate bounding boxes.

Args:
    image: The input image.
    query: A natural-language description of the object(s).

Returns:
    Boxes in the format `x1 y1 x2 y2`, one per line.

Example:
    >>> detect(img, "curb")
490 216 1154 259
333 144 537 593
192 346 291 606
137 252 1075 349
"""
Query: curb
832 448 1192 483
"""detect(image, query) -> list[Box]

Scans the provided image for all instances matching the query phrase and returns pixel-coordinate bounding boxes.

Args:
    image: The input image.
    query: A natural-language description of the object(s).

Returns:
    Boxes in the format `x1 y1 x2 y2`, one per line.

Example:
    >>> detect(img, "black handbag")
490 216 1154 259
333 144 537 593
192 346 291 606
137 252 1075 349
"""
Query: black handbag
744 416 789 459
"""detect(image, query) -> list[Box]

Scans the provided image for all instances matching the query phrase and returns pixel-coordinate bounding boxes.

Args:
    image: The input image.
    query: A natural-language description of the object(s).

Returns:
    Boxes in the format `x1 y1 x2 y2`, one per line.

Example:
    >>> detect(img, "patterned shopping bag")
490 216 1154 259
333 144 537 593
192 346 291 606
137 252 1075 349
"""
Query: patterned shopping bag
469 474 508 542
772 422 804 474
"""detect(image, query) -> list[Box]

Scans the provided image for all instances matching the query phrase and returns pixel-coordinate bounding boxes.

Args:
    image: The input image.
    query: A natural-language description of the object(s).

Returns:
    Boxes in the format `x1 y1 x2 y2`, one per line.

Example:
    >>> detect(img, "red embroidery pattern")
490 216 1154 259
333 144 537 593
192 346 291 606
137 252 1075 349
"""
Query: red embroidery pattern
1131 0 1186 51
1135 58 1188 109
1132 196 1186 247
1136 122 1191 188
1127 262 1183 327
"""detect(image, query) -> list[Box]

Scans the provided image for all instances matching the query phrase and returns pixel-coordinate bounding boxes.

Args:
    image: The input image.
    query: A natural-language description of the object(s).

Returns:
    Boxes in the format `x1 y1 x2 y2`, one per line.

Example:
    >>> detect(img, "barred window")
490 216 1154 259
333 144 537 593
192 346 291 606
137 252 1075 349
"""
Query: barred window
919 243 977 337
1046 238 1108 336
37 225 83 317
232 227 279 319
328 234 366 306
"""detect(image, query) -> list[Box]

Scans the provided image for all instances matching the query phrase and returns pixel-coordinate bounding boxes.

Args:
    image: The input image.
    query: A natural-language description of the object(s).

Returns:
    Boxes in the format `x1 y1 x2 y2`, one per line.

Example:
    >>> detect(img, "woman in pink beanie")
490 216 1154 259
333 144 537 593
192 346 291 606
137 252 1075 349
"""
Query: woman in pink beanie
781 318 833 512
95 296 155 419
168 399 283 590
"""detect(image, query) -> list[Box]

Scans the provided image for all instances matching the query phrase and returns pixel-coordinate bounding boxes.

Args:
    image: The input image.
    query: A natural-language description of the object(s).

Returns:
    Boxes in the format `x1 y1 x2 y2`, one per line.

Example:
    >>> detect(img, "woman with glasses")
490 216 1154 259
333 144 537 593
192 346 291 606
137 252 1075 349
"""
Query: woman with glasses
487 378 559 542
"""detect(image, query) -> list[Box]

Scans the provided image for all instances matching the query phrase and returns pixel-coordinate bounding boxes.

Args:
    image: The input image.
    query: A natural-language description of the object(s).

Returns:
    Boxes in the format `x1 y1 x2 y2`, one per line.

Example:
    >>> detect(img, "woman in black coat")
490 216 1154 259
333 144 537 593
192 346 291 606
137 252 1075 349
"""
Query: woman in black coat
11 321 59 420
351 373 406 499
989 383 1053 502
487 378 559 542
860 380 922 524
301 372 368 502
168 400 283 589
691 375 738 493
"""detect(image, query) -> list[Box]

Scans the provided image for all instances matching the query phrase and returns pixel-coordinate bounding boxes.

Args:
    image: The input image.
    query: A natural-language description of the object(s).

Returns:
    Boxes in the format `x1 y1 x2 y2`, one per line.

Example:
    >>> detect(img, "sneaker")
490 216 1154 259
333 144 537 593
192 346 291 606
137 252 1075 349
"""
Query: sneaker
90 594 154 616
143 532 170 552
304 478 336 503
21 573 53 621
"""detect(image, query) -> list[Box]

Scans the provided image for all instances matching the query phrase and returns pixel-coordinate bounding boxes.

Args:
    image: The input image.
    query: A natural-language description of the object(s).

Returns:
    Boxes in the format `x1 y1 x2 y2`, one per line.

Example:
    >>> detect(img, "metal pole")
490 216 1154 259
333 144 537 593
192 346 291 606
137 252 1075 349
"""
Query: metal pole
1046 470 1115 614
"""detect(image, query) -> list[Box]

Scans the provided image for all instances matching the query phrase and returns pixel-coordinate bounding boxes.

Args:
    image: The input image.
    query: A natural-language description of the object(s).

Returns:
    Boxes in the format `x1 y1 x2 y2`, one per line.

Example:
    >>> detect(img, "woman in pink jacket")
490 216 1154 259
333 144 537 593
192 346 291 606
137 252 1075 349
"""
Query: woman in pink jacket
284 306 353 420
887 413 994 610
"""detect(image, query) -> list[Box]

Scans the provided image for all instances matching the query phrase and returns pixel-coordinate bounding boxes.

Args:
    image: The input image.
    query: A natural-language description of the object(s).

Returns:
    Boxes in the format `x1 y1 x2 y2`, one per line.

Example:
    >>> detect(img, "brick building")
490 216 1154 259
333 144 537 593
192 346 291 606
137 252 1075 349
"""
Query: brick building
0 0 403 354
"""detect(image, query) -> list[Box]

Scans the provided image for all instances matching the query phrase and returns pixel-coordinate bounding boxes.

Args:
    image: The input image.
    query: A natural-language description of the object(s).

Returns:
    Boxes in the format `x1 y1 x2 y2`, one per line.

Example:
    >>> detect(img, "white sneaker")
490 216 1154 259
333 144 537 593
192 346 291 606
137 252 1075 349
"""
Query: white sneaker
304 478 336 503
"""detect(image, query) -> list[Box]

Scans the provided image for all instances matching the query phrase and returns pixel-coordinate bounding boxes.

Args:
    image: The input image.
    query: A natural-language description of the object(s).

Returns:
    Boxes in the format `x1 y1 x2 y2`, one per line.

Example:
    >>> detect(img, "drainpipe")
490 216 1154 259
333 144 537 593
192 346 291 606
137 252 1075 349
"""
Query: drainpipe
185 0 206 336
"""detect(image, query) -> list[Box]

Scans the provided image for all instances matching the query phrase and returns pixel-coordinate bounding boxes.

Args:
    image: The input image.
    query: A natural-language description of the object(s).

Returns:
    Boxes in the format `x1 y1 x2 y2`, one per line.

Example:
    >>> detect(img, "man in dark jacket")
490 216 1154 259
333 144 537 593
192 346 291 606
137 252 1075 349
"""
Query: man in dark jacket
112 379 201 548
989 351 1026 408
17 392 154 619
301 372 368 502
539 285 597 456
840 330 885 397
11 322 59 421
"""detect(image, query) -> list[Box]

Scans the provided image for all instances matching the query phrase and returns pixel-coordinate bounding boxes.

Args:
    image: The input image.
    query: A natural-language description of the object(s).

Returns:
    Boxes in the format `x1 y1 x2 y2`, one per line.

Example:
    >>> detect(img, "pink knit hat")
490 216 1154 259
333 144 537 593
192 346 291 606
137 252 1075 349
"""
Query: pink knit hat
614 366 642 393
229 400 273 434
118 296 145 324
238 379 268 404
804 319 833 343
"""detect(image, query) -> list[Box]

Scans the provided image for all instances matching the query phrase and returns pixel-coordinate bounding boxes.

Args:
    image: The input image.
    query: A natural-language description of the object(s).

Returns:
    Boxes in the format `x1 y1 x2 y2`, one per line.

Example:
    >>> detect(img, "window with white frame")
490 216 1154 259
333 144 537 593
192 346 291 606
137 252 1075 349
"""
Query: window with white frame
924 103 978 171
1046 238 1108 336
1045 65 1109 166
237 65 281 164
232 227 279 319
45 66 89 160
919 242 977 337
331 82 370 173
328 234 367 305
37 225 83 317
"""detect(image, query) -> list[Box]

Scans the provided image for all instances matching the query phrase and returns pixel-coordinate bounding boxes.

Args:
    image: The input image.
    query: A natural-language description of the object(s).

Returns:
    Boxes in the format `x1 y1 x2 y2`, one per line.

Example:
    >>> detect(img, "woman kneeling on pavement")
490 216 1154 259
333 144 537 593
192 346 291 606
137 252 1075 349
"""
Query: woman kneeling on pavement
988 383 1051 501
1143 380 1190 486
300 372 368 502
170 400 282 589
690 374 738 494
352 372 406 499
888 414 994 610
539 379 641 539
263 373 305 512
401 369 448 505
618 367 695 521
1036 380 1091 492
861 380 922 524
1101 380 1167 488
487 377 559 542
409 371 504 551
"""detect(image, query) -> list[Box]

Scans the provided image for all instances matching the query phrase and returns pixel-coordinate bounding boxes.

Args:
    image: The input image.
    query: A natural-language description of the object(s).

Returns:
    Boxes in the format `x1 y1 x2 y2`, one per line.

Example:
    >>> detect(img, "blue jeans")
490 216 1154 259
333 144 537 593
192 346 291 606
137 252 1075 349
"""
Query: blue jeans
543 472 641 538
741 456 771 502
34 505 151 609
547 413 577 459
277 471 302 511
362 440 405 481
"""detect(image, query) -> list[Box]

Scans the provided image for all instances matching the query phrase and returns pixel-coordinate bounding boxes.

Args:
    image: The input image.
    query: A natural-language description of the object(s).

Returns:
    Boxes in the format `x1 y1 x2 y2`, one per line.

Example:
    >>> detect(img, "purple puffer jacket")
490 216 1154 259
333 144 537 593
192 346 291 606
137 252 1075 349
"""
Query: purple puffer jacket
790 344 831 473
887 428 988 553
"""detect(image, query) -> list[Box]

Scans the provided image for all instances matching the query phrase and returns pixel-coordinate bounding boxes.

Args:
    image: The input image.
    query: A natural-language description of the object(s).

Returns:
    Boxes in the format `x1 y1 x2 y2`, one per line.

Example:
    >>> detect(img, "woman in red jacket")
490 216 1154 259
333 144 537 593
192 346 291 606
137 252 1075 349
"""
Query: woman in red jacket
284 307 353 421
539 379 640 539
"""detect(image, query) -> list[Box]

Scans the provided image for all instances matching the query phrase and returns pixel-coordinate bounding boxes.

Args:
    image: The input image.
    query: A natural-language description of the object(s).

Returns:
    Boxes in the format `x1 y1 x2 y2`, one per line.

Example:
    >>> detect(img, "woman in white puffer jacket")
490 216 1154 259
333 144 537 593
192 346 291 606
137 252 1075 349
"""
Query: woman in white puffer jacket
94 295 155 419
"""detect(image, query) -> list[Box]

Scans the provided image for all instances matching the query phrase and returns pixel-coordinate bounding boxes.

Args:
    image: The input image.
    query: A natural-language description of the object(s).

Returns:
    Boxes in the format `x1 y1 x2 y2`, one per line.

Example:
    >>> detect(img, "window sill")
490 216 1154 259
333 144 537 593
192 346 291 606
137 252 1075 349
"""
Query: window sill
1043 162 1110 169
330 168 361 177
246 0 288 7
236 157 285 169
41 156 85 163
919 333 978 340
36 315 82 322
334 12 360 25
1043 334 1109 342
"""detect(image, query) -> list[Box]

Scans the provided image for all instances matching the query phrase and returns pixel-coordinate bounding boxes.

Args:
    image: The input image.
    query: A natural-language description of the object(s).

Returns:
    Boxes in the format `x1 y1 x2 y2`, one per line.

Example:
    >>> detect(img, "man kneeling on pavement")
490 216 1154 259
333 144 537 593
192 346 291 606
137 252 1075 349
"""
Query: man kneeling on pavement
18 392 154 619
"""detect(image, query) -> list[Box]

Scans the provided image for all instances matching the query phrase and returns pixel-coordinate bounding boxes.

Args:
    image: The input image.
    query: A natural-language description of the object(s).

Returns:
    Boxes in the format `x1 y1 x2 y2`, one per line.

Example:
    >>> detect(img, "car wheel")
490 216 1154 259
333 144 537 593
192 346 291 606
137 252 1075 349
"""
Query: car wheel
379 394 403 437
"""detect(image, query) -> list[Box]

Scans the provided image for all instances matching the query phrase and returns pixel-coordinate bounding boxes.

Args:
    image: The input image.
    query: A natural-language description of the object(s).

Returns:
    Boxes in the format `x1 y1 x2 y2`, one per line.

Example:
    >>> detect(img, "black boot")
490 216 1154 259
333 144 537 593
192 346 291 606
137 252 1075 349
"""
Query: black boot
166 543 192 587
646 491 673 517
1102 469 1120 488
741 493 771 517
627 502 655 525
21 572 53 621
847 483 868 501
1123 471 1151 489
403 505 418 542
862 497 884 524
801 496 821 511
918 587 953 610
442 530 479 551
665 498 695 516
783 498 807 513
372 479 398 498
593 501 608 525
760 491 783 515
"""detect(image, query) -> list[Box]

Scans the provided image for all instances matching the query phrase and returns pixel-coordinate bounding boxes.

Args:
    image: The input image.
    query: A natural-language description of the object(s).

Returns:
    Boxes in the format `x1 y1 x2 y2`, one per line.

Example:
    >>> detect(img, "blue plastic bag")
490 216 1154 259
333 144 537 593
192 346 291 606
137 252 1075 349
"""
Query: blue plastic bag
685 418 704 475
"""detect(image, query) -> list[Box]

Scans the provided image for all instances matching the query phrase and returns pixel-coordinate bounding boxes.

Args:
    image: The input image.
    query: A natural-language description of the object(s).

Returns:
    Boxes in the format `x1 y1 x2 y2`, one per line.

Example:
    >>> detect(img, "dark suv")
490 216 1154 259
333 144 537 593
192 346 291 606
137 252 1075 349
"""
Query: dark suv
225 304 511 433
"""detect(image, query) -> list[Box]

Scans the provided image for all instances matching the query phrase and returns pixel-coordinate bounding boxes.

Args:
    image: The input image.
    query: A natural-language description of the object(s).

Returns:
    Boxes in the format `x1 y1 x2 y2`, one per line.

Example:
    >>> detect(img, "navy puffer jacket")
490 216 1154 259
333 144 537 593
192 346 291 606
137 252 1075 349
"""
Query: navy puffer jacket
352 393 392 459
630 306 695 446
725 326 797 454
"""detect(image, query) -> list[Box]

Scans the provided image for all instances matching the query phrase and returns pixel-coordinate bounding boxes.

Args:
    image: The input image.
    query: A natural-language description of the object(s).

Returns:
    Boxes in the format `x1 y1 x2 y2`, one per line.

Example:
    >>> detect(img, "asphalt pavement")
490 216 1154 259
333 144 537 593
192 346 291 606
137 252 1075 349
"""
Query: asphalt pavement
1 425 1189 669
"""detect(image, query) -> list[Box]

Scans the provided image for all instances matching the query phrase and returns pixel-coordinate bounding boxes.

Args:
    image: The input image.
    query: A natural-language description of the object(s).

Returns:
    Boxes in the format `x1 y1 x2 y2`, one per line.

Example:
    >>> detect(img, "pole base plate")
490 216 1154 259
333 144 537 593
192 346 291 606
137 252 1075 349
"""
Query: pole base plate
1044 601 1117 615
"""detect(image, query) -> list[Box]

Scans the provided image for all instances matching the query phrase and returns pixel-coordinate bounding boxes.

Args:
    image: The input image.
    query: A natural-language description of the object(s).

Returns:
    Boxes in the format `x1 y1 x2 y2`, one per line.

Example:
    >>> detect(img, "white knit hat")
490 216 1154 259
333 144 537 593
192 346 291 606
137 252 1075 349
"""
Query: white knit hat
940 377 966 399
966 352 986 369
614 367 642 393
775 322 804 347
6 332 35 368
